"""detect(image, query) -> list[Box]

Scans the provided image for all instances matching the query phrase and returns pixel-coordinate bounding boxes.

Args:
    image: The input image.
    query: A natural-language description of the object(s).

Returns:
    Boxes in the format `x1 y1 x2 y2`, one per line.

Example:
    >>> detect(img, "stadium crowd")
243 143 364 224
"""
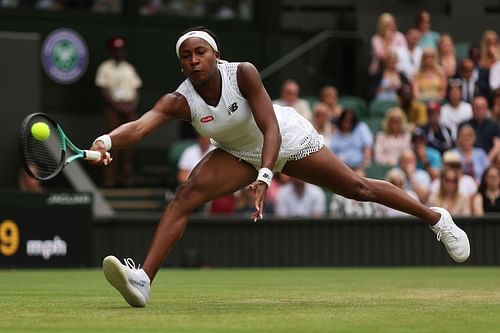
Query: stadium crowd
177 10 500 218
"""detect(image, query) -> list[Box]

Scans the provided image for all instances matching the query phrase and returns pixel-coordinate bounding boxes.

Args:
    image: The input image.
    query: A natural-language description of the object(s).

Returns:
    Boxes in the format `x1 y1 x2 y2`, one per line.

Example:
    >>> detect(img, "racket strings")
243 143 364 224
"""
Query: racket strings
21 118 64 180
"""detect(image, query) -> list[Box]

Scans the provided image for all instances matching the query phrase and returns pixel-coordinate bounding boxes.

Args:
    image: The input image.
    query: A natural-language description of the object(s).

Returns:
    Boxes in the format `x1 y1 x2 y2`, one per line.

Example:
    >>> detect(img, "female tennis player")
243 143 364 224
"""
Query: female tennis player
90 27 470 307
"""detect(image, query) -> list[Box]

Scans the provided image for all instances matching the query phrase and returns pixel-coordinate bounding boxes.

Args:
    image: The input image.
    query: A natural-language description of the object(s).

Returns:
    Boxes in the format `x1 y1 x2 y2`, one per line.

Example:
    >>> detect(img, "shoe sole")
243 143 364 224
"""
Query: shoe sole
103 256 146 307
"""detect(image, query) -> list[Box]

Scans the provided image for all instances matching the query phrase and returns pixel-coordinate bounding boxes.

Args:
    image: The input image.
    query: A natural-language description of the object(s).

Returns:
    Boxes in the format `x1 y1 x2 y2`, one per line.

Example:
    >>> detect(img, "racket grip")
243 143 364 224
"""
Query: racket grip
84 150 103 161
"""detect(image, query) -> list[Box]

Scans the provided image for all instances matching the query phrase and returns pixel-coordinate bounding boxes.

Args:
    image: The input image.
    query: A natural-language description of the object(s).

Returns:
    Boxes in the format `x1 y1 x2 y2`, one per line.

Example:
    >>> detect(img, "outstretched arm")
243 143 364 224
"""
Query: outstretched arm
91 92 190 162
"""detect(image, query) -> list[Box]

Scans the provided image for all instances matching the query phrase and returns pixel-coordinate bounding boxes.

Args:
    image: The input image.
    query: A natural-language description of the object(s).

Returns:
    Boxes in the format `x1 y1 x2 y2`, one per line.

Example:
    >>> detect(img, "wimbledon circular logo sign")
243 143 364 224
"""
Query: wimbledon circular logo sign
41 28 88 84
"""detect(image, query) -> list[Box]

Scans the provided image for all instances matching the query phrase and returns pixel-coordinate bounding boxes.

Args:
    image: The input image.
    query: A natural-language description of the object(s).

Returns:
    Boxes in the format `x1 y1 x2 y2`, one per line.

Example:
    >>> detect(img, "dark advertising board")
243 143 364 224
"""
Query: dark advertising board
0 191 92 267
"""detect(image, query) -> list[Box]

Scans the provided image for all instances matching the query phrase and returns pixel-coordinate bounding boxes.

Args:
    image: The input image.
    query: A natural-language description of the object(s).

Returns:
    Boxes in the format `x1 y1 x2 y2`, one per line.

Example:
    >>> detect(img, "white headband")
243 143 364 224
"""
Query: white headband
175 31 219 58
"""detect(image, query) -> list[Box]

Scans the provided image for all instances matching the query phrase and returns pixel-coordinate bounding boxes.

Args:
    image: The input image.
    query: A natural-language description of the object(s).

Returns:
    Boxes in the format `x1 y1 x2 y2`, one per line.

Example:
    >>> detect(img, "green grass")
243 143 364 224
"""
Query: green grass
1 268 499 333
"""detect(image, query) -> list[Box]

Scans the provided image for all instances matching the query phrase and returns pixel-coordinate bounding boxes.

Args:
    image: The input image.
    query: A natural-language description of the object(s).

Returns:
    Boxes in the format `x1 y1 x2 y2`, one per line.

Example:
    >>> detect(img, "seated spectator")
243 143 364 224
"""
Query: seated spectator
430 150 478 197
398 149 431 203
415 10 440 50
428 167 471 216
459 95 500 159
437 33 458 79
380 168 419 217
453 124 490 182
440 81 473 140
454 58 480 104
330 169 384 218
275 177 326 217
411 128 442 180
370 51 409 101
330 109 373 170
413 48 447 103
177 135 213 183
312 102 334 144
397 82 428 129
471 166 500 215
273 79 312 121
318 85 343 121
374 107 411 166
368 12 407 76
479 30 500 71
396 27 422 81
420 101 454 154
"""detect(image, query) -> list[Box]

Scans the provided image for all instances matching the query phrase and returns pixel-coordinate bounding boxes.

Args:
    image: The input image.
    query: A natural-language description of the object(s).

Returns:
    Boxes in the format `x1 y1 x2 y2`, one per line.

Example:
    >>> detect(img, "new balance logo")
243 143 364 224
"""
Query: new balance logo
227 102 238 115
129 279 146 288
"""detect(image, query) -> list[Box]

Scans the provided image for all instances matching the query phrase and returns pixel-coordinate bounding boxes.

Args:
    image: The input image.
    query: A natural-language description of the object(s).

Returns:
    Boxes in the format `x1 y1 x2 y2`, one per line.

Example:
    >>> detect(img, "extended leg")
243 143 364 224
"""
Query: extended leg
282 147 470 263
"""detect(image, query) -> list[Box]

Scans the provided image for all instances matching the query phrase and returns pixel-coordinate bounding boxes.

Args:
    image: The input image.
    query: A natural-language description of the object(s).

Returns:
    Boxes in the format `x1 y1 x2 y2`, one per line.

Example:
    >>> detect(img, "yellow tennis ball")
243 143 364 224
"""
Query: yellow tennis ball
31 122 51 141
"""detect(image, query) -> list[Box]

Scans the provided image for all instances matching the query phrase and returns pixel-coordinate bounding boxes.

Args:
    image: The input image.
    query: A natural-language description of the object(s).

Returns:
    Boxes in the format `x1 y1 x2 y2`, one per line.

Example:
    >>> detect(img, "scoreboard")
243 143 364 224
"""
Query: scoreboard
0 191 92 267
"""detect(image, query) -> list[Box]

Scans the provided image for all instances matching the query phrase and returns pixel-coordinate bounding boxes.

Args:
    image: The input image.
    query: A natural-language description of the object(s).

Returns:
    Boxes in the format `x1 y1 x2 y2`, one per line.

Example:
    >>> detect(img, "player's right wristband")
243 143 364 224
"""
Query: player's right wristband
93 134 112 151
257 167 273 187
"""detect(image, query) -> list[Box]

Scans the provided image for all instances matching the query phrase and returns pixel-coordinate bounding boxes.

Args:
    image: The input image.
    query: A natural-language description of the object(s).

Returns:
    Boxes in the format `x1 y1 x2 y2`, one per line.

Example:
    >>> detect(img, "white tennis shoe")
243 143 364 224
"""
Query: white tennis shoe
103 255 151 307
429 207 470 263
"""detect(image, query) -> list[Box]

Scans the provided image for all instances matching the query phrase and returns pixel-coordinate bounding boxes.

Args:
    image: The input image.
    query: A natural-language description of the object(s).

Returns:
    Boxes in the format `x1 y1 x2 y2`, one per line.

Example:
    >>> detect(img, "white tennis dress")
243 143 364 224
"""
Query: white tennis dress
175 62 324 171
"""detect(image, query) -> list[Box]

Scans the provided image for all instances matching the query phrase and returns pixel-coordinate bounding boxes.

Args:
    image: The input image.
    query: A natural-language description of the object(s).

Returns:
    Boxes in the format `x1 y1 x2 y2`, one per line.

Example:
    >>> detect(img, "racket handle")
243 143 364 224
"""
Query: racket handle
84 150 103 161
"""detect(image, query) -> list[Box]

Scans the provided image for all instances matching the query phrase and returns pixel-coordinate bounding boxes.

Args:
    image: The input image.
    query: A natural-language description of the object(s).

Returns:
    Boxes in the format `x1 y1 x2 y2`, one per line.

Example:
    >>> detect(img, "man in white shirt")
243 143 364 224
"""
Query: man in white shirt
273 79 313 122
275 177 325 217
396 28 423 81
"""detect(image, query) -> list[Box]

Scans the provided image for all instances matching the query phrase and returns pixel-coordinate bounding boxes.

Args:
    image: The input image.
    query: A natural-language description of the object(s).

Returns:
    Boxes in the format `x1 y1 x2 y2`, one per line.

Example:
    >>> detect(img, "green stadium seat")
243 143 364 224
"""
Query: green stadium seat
339 95 368 118
166 139 197 186
363 116 383 134
364 164 392 180
455 42 470 60
369 100 400 118
303 95 318 109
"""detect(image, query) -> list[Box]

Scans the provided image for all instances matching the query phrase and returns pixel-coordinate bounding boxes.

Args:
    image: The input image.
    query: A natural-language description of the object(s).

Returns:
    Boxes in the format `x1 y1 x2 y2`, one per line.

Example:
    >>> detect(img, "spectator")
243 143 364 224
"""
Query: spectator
368 12 407 76
374 107 411 166
411 127 442 180
459 95 500 158
275 177 326 217
455 58 480 104
177 135 213 184
437 33 458 79
95 36 142 187
430 150 478 198
330 169 384 218
397 82 428 129
415 10 440 50
413 48 446 103
273 79 313 121
330 109 373 170
381 168 419 217
311 102 334 145
471 166 500 215
398 149 431 203
370 50 409 101
266 173 289 210
318 85 343 121
489 54 500 92
420 101 454 154
396 27 423 81
453 124 490 182
468 44 481 78
479 30 500 71
428 167 471 216
440 81 472 140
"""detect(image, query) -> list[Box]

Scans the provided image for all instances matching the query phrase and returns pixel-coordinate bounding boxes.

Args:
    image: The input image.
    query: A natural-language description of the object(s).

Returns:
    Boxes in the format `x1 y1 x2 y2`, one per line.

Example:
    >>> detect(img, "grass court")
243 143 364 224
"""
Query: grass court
1 267 499 333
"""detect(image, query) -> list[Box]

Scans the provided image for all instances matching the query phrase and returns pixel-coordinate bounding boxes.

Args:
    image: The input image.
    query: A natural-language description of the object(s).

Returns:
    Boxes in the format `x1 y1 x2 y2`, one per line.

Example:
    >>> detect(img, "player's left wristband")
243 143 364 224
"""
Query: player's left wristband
257 167 273 188
93 134 112 151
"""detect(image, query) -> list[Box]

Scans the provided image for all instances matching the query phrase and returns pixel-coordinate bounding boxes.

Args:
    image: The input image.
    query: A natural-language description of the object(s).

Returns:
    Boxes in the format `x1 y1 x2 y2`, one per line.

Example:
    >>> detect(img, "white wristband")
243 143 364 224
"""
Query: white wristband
257 167 273 187
93 134 112 151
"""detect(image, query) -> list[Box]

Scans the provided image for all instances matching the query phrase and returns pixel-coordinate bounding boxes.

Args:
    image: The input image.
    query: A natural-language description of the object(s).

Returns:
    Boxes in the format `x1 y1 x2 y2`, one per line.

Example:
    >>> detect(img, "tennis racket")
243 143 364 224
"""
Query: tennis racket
19 112 103 181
